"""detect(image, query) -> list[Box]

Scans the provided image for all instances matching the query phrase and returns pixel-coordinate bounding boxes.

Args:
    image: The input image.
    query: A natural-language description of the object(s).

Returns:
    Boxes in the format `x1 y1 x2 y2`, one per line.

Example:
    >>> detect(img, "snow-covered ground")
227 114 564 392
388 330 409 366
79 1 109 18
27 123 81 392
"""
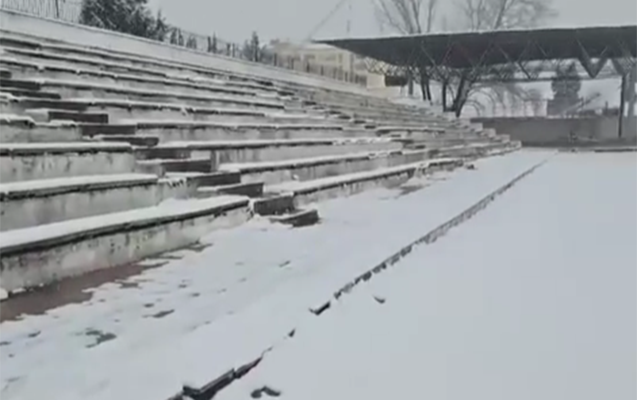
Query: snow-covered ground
219 152 637 400
2 150 634 400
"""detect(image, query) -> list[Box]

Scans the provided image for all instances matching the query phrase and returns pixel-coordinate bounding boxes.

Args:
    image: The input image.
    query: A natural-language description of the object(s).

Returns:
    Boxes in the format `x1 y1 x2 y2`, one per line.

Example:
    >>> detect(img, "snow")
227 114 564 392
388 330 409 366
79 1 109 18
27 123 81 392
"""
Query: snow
132 119 344 130
218 150 399 172
266 158 457 194
0 113 34 124
28 75 284 108
0 150 552 400
0 141 131 153
3 53 258 96
0 195 249 252
0 173 157 197
152 137 391 149
217 152 637 400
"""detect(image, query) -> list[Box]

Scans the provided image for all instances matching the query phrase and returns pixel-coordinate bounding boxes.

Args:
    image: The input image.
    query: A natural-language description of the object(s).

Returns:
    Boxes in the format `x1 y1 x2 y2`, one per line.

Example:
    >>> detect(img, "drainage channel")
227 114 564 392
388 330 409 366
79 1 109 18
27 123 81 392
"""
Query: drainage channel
165 154 551 400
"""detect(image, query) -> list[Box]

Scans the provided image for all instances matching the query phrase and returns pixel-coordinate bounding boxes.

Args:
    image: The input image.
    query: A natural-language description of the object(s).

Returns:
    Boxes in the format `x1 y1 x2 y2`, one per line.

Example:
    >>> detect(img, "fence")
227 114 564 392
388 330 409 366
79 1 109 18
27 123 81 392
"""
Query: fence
0 0 367 86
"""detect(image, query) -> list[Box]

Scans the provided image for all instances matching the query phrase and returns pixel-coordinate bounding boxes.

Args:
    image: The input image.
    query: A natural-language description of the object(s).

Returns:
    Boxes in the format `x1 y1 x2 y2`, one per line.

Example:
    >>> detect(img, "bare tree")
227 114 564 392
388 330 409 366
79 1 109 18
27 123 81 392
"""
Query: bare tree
444 0 557 116
375 0 439 100
456 0 556 31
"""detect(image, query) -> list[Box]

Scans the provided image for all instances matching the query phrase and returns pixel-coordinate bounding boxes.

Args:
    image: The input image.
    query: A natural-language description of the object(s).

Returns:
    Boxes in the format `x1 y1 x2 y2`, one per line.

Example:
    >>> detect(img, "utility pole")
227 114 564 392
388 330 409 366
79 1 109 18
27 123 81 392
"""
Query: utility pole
618 73 626 138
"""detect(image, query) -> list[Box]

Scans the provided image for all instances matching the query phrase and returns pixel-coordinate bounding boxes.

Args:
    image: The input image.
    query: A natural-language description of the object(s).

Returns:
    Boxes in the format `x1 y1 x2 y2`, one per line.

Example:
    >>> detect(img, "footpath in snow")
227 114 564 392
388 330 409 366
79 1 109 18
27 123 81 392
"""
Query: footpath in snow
1 151 549 400
219 152 637 400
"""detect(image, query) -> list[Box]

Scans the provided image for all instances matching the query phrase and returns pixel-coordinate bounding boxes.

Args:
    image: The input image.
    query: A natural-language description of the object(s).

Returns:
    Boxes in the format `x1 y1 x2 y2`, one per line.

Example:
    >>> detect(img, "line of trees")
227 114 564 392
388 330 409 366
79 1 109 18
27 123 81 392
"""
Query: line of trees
78 1 270 64
375 0 557 116
79 0 168 41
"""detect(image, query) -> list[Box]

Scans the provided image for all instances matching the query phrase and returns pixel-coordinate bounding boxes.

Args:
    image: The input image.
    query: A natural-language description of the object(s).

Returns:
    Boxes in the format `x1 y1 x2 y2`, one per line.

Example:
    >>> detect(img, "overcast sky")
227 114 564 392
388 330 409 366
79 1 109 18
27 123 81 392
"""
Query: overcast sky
148 0 637 43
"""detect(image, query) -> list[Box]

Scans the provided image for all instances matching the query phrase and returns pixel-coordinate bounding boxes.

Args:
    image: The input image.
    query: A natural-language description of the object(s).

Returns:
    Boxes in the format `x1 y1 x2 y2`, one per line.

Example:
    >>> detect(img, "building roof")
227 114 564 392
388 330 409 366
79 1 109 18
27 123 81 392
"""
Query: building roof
317 25 637 70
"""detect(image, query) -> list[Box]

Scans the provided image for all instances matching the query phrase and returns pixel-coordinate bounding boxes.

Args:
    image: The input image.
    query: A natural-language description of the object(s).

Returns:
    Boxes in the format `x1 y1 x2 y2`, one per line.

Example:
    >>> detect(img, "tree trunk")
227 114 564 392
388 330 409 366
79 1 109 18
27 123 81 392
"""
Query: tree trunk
418 67 432 101
442 80 448 110
451 74 469 117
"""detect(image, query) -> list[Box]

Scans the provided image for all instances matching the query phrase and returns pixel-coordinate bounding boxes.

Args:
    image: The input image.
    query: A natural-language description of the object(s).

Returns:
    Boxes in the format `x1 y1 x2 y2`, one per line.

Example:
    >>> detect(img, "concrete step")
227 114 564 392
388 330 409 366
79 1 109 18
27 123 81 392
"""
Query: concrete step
80 123 136 136
252 194 295 215
218 150 431 185
0 114 82 142
137 157 213 175
269 207 320 227
0 173 193 231
0 96 89 112
1 75 286 111
0 196 251 292
136 138 401 166
96 134 160 147
26 108 109 124
196 182 264 198
1 56 268 99
162 171 243 188
0 69 11 79
0 77 41 91
134 121 371 142
0 88 61 99
265 157 464 207
0 141 136 182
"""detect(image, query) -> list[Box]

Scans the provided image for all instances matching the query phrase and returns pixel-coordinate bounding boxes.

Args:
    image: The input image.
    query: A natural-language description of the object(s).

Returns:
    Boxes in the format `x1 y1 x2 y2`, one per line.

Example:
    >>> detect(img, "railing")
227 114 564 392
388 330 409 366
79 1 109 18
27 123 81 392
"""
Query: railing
0 0 368 86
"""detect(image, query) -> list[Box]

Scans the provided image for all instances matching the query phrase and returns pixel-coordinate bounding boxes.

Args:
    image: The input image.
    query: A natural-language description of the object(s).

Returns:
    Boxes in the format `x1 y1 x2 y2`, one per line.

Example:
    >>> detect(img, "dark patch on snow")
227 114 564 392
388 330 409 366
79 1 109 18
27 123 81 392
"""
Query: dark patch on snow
373 296 386 304
190 292 201 298
251 386 282 398
182 241 212 253
118 281 140 289
278 260 291 268
143 302 155 308
27 330 41 338
396 184 426 197
84 328 117 348
309 301 331 316
151 309 174 319
0 259 166 322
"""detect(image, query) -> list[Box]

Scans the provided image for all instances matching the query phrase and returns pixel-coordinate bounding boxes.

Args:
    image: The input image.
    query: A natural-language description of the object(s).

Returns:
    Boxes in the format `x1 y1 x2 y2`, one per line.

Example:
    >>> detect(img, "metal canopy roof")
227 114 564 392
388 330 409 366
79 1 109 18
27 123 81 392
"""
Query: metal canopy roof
318 26 637 71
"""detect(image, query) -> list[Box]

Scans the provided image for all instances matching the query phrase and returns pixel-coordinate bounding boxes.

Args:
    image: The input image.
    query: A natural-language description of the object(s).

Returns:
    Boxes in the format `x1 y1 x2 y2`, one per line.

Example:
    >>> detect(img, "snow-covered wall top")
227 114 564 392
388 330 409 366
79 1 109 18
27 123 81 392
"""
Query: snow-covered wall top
0 9 380 98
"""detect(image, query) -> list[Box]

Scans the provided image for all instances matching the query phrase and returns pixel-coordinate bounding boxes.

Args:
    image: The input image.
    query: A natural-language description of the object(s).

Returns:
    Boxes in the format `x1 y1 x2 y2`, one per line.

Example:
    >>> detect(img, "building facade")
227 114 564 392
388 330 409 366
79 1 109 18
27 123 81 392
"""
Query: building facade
267 40 386 89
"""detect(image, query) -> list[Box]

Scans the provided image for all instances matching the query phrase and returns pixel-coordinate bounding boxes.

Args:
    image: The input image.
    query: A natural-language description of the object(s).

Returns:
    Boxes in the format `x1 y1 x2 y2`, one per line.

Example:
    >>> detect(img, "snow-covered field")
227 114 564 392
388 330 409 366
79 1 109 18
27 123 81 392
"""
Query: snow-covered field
219 152 637 400
2 150 635 400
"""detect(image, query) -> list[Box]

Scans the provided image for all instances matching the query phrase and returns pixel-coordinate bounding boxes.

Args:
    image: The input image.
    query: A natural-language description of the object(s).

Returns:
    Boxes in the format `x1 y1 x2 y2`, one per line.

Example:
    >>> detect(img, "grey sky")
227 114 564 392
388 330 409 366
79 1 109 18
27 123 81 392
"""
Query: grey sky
149 0 637 43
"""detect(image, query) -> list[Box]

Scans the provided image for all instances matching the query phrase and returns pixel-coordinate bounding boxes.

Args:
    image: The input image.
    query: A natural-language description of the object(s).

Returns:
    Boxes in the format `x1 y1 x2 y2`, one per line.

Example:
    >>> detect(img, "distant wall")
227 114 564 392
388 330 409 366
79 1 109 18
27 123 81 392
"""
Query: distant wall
472 116 637 146
0 9 378 98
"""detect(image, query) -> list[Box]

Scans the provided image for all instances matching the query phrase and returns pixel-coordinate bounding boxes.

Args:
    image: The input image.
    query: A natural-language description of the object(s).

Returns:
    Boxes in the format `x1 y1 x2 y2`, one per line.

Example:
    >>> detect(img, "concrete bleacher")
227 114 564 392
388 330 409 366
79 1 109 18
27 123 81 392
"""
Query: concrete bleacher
0 22 519 294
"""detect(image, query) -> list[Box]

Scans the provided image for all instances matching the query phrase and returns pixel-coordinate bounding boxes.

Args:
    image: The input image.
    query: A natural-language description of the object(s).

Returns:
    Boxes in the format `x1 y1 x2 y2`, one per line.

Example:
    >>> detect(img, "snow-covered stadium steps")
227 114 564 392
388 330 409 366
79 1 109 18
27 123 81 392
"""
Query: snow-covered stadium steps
0 114 83 142
264 157 464 207
0 141 137 182
217 150 432 186
132 121 374 142
0 173 194 231
0 76 287 112
0 195 251 293
0 55 266 99
6 99 324 126
315 99 442 121
136 138 402 166
2 33 411 115
0 35 287 96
